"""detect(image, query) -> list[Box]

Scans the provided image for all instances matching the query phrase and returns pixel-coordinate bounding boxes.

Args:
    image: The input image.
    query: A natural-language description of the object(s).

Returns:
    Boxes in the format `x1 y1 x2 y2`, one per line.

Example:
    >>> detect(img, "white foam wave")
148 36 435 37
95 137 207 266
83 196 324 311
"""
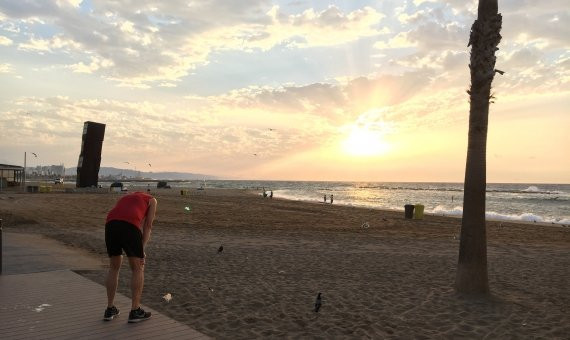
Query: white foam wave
431 205 464 216
522 186 540 192
430 205 569 224
274 191 569 224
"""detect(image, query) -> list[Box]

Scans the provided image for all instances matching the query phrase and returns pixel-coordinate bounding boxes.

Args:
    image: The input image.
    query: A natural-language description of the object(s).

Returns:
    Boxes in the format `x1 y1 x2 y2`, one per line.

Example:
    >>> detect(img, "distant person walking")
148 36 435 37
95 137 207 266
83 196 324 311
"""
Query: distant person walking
103 191 157 323
330 194 334 204
323 194 327 203
270 190 273 198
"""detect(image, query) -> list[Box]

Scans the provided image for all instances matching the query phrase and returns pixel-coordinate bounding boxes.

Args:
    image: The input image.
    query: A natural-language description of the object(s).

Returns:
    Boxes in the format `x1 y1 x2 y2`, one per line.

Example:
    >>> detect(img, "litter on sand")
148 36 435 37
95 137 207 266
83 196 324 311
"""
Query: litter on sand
34 304 51 312
163 293 172 302
361 222 370 229
184 206 191 211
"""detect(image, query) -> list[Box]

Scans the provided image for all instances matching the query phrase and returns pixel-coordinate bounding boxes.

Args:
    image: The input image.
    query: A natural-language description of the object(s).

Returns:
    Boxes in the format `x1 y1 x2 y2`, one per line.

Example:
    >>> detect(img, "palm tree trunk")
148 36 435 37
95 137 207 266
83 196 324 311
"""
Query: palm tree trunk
456 0 502 295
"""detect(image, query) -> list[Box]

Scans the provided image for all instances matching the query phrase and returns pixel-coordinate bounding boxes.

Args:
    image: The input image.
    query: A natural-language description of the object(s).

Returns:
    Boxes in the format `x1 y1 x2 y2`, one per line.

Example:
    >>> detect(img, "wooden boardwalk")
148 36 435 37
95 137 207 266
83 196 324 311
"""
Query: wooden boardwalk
0 231 211 339
0 270 211 339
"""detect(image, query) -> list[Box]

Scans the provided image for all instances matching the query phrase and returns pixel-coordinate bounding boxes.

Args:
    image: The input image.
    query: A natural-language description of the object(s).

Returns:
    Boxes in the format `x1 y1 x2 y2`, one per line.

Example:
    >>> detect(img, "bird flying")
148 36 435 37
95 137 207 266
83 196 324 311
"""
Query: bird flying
31 152 38 157
314 292 322 313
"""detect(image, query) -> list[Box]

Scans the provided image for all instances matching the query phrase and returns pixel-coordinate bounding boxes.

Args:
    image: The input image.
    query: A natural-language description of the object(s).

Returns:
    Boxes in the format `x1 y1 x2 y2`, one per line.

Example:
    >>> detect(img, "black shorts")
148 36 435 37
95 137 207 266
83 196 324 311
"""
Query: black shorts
105 220 144 258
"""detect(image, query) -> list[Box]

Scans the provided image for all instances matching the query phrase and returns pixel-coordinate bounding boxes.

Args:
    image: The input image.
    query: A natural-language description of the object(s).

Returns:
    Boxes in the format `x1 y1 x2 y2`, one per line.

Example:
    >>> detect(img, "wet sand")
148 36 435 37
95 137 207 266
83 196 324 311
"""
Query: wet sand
1 187 568 339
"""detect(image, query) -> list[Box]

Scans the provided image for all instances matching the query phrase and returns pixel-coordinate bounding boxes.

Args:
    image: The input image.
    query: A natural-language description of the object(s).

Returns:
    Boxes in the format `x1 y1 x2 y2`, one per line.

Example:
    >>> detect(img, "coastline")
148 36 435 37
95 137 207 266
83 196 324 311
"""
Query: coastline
1 188 569 338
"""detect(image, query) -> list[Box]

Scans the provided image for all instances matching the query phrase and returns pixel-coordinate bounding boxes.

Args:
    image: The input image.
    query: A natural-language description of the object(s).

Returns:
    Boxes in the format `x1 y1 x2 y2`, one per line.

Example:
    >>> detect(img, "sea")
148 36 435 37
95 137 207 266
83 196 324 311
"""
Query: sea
103 181 570 225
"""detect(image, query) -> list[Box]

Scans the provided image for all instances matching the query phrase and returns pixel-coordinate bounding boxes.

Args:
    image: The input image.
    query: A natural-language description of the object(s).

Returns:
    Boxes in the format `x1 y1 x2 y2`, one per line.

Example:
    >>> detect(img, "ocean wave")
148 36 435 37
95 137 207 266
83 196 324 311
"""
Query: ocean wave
430 205 569 224
354 185 564 195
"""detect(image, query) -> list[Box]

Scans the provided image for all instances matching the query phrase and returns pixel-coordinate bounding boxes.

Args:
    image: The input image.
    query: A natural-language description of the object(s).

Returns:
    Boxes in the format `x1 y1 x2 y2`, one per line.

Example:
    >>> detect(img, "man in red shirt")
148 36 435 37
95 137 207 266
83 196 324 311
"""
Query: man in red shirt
103 192 157 323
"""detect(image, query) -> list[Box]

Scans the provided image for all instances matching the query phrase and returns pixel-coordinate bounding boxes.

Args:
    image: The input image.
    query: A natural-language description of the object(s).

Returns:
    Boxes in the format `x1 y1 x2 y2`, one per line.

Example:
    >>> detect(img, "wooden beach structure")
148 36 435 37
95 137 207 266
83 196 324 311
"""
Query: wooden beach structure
0 164 24 191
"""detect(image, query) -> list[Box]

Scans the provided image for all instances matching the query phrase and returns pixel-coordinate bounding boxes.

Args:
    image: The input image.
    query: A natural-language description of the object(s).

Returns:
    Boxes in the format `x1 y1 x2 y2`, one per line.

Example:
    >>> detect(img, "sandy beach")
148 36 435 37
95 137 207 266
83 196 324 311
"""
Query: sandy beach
1 187 569 339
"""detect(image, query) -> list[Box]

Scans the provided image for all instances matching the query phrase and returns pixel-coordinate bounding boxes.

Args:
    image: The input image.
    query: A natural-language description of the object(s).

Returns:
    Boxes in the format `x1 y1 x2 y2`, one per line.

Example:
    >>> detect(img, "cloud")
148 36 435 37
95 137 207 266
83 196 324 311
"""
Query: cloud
56 0 82 8
68 56 114 74
262 5 386 47
209 69 438 131
0 93 327 174
0 35 12 45
0 62 13 73
0 67 447 171
0 2 386 87
18 35 82 53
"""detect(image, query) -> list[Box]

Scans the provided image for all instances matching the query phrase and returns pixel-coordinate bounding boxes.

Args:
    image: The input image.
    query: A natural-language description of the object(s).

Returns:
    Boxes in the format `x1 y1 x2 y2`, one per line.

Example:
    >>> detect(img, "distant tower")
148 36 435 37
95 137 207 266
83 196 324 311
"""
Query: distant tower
76 121 105 187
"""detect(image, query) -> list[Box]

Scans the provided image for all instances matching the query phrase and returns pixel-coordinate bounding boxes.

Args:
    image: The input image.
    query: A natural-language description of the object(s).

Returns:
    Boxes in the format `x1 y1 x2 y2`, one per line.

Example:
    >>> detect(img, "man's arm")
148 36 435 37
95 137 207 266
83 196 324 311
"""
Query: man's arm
142 198 157 248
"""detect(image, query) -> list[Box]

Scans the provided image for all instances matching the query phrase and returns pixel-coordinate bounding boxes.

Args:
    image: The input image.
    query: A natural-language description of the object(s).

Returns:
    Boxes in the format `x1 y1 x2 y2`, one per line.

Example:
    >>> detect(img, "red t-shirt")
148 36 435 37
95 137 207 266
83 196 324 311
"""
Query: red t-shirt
106 192 153 230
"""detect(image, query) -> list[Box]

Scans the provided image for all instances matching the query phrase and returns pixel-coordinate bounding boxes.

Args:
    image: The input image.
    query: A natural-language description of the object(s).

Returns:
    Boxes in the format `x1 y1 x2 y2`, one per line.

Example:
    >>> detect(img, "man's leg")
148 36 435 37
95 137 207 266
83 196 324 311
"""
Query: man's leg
106 255 123 308
128 256 145 310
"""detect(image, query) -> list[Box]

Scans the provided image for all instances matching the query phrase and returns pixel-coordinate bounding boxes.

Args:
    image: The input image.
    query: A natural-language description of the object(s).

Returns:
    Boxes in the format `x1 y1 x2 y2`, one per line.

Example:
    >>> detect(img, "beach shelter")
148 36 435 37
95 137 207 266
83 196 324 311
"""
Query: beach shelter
0 164 25 191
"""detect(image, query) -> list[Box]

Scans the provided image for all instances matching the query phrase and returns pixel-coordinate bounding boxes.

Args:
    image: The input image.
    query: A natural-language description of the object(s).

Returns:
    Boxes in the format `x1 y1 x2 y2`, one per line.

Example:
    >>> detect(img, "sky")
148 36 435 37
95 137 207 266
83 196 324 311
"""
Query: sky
0 0 568 183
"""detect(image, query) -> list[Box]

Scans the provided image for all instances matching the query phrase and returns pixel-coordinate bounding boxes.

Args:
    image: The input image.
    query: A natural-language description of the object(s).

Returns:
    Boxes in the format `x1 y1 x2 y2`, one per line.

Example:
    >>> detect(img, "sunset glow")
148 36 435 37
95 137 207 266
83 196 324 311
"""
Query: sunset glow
0 1 567 182
342 126 391 157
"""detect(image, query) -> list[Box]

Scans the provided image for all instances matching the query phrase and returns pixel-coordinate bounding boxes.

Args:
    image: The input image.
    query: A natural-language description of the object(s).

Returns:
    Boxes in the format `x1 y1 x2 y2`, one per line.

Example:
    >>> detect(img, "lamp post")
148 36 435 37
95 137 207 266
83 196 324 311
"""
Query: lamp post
23 151 38 190
23 152 26 190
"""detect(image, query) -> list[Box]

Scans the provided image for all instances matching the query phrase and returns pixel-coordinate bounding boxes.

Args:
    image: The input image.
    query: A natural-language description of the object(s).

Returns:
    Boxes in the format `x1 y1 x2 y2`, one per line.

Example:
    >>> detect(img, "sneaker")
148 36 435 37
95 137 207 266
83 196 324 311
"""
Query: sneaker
103 306 120 321
128 307 152 323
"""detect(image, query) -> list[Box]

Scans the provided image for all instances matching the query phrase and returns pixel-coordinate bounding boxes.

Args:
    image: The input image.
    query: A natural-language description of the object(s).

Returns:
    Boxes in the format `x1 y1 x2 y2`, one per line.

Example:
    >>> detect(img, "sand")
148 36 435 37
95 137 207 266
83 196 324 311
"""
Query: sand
1 186 569 339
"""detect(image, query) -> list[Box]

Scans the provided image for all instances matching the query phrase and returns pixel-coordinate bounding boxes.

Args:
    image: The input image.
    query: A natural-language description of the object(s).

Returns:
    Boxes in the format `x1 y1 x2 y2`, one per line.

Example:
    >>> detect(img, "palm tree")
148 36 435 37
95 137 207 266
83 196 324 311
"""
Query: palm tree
456 0 503 294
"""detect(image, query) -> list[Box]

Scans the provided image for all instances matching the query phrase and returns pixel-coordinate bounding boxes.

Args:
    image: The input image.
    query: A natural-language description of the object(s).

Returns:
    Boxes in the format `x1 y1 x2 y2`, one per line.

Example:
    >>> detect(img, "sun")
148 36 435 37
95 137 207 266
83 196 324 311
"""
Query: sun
341 125 391 157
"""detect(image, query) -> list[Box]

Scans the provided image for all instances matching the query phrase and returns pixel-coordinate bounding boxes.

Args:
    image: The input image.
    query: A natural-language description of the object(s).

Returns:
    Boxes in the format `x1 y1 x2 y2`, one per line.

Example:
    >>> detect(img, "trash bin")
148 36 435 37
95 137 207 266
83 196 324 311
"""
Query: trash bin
404 204 415 219
413 204 424 219
26 185 39 193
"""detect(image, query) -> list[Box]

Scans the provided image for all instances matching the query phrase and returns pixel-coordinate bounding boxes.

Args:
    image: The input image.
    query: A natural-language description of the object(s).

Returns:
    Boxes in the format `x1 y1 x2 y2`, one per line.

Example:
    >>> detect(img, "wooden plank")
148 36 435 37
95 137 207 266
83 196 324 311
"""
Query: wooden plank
0 271 211 340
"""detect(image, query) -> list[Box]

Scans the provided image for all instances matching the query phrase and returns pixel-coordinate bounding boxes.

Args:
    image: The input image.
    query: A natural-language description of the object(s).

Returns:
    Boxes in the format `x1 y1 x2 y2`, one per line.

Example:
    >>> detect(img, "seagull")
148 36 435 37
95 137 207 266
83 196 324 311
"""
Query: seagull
217 245 224 254
314 293 322 313
148 163 152 167
253 153 258 156
31 152 38 157
268 128 276 131
124 161 130 164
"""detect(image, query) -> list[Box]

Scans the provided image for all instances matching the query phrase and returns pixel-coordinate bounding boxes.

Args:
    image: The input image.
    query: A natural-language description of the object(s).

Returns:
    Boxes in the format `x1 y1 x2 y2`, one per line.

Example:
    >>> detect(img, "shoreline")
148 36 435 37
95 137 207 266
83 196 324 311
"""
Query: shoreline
10 180 569 225
1 188 568 338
